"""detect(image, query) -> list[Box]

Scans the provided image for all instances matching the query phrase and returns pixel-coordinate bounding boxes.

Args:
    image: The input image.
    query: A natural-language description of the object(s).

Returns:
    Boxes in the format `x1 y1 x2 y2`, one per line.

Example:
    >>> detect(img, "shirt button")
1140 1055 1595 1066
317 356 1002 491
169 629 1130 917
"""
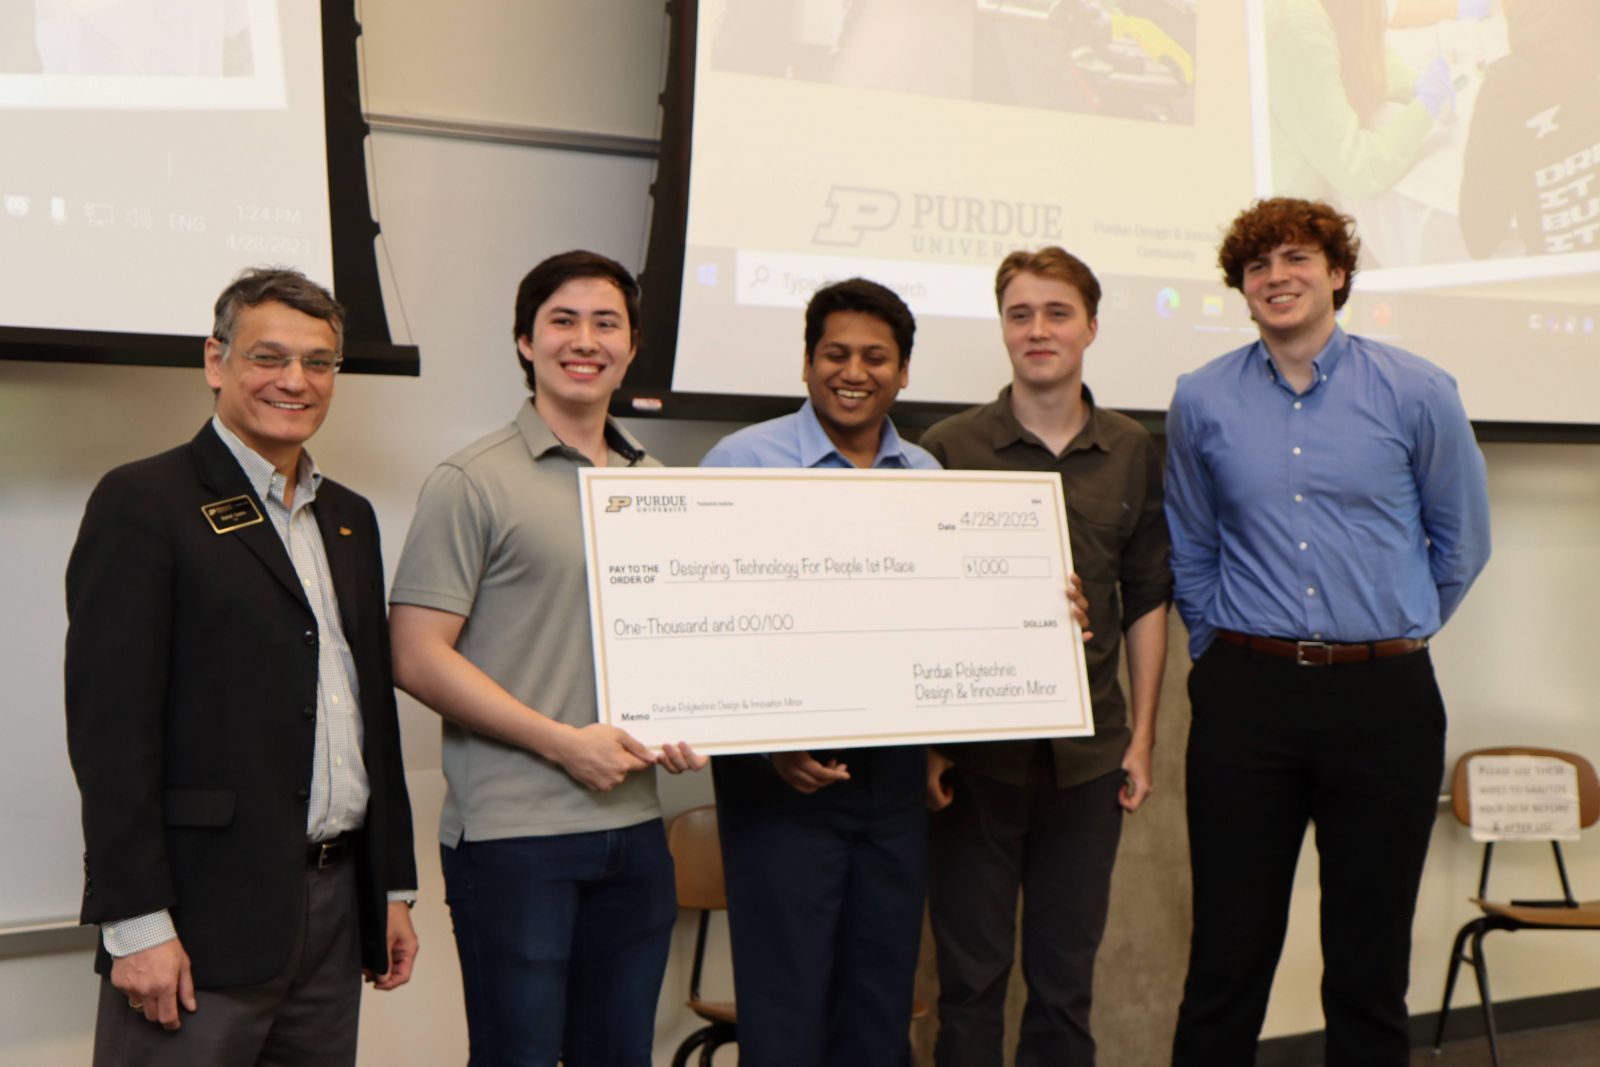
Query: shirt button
302 577 312 588
1292 446 1302 456
1293 401 1302 410
1294 494 1304 503
330 694 340 706
1298 541 1308 550
303 630 316 646
334 756 344 768
1306 587 1317 597
1313 632 1323 639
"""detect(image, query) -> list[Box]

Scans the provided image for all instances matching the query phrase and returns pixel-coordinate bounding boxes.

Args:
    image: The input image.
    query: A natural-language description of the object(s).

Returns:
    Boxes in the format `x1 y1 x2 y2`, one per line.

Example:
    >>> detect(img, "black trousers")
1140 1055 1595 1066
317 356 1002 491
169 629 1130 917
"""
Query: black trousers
714 747 926 1067
1172 640 1446 1067
93 859 362 1067
929 753 1126 1067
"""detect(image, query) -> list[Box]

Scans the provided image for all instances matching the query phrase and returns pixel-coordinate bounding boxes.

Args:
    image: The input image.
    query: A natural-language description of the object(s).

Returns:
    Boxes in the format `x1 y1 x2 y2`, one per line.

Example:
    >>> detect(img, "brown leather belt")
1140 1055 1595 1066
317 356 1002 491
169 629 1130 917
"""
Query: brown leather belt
1215 628 1427 667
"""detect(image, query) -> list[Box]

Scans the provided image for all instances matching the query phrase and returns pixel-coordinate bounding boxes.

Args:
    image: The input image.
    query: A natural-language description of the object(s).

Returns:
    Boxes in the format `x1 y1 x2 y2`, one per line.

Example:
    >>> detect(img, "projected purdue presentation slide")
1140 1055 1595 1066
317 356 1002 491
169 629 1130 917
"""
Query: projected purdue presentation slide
0 0 333 338
672 0 1600 424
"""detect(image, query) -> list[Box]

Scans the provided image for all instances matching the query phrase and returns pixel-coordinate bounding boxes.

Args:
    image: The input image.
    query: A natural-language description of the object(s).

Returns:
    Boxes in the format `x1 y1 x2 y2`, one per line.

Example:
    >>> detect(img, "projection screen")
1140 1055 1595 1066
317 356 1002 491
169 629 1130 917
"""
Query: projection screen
631 0 1600 431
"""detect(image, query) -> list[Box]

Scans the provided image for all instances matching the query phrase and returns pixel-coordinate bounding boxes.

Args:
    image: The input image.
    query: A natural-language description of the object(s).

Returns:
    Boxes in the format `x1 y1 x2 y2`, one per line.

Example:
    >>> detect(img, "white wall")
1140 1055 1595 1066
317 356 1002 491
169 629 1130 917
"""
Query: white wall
1261 441 1600 1038
356 0 666 138
0 114 733 1063
2 2 1598 1064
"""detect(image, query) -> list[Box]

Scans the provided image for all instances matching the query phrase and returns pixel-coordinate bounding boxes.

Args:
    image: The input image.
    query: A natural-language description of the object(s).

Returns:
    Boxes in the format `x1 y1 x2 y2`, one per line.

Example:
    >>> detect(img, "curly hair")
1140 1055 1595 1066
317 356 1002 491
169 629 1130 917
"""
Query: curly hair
1217 198 1360 309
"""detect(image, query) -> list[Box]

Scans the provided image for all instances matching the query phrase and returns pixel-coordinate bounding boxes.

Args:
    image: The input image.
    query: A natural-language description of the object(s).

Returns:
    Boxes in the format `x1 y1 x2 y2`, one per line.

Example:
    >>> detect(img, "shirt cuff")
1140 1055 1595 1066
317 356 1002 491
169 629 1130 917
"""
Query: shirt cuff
102 909 178 957
386 890 418 907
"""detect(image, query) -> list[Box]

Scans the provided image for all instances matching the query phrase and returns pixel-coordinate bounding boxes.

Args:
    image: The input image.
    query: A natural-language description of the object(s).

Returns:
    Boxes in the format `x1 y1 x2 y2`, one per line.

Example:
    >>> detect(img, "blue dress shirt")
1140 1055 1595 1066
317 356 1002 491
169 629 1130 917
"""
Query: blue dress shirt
1165 328 1491 660
701 399 940 471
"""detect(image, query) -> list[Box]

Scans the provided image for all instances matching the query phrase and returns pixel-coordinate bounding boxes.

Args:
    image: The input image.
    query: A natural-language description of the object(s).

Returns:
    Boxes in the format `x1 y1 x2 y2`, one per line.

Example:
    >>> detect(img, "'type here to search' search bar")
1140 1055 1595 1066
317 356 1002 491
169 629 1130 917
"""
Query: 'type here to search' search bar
735 250 999 320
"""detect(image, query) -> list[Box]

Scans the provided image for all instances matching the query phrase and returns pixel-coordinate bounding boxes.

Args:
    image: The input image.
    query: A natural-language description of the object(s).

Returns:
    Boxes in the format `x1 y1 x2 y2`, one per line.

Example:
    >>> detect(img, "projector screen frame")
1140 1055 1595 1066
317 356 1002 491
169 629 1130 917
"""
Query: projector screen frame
0 0 419 378
622 0 1600 443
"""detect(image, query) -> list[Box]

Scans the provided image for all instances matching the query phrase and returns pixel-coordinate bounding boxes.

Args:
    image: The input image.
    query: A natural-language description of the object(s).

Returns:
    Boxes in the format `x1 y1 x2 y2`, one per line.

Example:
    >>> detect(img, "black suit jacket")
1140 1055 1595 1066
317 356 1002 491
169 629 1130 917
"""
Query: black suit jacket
65 422 416 987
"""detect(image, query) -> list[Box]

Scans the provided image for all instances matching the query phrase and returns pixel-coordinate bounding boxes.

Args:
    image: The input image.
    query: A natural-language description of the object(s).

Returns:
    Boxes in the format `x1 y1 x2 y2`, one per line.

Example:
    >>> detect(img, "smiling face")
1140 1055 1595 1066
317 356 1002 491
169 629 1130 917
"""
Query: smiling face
204 299 338 474
1241 242 1345 350
517 276 637 414
1000 271 1098 395
803 309 908 452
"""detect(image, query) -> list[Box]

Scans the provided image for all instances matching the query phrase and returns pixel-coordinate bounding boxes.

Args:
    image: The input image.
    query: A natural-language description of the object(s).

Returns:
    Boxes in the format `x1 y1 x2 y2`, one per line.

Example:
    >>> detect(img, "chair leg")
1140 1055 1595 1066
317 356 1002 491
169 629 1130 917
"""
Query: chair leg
1468 925 1502 1067
700 1024 736 1066
672 1026 713 1067
1433 919 1480 1050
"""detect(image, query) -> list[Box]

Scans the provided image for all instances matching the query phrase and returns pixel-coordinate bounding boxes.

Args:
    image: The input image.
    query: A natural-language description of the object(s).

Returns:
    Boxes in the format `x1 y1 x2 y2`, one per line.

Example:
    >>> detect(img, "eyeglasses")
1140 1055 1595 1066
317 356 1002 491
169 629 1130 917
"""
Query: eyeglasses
239 351 343 376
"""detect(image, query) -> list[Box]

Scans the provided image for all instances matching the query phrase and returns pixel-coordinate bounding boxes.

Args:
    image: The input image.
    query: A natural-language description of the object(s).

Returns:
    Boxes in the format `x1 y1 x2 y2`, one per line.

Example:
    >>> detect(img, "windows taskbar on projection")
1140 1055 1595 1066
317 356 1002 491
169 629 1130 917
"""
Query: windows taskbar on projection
625 251 1600 434
0 326 419 376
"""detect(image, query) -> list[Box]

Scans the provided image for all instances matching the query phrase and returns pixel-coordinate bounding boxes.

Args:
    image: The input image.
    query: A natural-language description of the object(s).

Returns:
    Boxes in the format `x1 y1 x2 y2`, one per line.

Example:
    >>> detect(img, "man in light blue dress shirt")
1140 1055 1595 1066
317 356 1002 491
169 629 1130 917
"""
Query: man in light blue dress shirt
1165 199 1491 1067
701 279 938 1067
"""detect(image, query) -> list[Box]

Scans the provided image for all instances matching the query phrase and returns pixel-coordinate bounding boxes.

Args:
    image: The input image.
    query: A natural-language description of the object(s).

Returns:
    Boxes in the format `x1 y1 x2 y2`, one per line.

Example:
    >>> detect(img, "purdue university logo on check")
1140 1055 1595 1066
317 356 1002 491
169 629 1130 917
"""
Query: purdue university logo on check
605 496 632 513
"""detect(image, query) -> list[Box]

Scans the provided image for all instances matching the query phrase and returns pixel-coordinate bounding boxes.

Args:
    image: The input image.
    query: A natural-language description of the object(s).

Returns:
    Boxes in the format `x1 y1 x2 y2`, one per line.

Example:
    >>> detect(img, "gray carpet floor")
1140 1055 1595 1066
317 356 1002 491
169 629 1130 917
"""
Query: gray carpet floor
1412 1020 1600 1065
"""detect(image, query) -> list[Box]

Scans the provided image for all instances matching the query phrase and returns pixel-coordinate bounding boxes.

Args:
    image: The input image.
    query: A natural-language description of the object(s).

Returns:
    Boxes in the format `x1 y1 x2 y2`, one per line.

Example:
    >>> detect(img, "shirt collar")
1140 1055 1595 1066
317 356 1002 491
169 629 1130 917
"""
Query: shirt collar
210 414 320 508
980 384 1109 457
794 398 917 468
514 399 648 465
1253 325 1349 393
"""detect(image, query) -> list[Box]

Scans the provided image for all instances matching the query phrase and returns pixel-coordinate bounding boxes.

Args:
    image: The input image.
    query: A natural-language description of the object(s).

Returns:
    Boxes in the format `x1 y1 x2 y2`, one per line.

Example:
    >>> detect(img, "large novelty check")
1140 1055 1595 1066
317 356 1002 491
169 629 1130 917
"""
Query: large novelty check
578 468 1092 755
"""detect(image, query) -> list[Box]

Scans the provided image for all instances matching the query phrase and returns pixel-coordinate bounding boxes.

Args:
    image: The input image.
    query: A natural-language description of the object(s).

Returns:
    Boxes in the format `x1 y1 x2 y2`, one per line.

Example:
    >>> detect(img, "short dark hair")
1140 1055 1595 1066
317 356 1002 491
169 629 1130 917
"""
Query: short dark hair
994 247 1102 319
1218 198 1361 309
803 278 915 365
512 250 640 393
211 267 344 353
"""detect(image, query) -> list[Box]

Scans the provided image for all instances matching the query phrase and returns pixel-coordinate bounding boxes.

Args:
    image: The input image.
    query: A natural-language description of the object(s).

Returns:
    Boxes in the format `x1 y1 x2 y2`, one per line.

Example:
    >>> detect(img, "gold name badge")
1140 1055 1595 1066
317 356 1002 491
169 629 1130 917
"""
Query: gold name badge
201 495 265 534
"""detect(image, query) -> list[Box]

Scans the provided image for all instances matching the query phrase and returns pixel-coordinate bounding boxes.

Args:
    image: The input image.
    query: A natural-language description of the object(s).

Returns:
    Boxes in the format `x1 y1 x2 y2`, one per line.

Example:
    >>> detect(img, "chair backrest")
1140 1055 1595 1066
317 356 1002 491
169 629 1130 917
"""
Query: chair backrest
1449 747 1600 830
666 804 728 911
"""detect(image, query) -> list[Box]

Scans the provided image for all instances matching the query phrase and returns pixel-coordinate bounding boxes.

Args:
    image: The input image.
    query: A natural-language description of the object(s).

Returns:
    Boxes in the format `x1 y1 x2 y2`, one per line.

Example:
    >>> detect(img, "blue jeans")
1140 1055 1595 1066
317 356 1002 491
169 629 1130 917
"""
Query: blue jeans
441 819 676 1067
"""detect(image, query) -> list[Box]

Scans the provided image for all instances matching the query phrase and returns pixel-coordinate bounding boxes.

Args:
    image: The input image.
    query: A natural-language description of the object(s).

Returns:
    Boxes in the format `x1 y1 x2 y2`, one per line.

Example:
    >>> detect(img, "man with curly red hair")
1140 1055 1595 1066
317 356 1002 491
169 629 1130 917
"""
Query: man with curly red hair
1165 198 1491 1066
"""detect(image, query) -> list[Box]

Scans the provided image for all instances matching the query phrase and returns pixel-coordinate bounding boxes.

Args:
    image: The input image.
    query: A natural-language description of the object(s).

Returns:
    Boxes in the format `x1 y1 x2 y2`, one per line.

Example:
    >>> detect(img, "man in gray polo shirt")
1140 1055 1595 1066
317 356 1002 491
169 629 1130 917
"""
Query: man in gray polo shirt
389 251 703 1065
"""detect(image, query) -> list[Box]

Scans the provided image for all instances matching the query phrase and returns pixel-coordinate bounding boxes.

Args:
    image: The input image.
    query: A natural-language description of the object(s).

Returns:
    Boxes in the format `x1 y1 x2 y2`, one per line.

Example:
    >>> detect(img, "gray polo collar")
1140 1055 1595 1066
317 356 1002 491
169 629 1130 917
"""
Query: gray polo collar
514 400 648 465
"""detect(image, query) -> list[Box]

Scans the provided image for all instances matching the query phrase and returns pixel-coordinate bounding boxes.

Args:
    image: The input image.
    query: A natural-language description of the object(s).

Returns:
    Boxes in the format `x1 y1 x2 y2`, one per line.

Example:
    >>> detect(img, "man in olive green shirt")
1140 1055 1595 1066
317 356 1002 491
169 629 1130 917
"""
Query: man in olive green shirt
920 247 1171 1067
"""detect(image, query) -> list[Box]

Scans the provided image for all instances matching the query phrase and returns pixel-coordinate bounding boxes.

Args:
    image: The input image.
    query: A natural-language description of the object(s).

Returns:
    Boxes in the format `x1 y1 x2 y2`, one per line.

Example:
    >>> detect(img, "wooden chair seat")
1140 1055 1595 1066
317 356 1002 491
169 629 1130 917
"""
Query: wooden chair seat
1472 898 1600 928
686 998 737 1026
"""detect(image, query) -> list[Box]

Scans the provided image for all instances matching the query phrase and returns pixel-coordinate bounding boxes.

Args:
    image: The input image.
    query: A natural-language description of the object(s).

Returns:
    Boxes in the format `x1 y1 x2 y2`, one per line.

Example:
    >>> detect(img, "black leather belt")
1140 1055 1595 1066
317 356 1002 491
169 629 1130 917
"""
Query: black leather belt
1215 628 1428 667
307 834 351 870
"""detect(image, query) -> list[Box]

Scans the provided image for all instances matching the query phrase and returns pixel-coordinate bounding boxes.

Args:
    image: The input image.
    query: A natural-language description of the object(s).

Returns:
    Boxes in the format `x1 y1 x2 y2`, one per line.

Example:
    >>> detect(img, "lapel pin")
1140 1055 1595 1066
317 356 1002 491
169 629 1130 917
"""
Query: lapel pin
338 526 353 537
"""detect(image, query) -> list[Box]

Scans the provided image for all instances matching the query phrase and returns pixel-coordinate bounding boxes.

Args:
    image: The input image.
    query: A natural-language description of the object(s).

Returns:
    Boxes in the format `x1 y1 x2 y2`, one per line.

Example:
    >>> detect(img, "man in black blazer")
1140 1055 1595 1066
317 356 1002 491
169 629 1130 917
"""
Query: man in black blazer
65 268 418 1066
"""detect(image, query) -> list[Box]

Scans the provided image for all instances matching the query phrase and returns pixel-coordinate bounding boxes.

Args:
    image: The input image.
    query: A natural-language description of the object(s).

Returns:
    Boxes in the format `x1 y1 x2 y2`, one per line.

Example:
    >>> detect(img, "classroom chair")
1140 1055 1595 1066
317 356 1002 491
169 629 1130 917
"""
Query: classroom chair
1433 746 1600 1067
